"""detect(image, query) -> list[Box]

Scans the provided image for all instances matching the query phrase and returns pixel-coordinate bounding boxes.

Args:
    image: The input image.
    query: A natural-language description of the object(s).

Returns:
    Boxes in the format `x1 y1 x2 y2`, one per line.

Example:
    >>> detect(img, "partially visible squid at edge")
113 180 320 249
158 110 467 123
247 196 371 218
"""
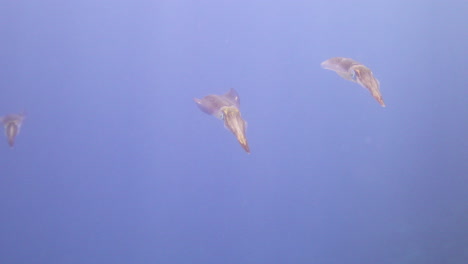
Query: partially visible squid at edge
0 113 26 147
194 88 250 153
321 57 385 107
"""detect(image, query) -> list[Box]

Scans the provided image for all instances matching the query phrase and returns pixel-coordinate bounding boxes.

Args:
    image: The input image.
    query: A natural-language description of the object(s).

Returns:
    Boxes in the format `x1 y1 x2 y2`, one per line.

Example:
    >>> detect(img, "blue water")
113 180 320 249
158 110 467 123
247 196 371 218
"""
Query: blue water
1 1 467 263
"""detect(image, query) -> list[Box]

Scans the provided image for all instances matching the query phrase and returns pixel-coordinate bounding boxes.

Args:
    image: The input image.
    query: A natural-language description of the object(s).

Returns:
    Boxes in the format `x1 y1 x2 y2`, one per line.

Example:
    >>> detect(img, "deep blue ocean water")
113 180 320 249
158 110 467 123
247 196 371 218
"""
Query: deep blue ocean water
0 1 467 263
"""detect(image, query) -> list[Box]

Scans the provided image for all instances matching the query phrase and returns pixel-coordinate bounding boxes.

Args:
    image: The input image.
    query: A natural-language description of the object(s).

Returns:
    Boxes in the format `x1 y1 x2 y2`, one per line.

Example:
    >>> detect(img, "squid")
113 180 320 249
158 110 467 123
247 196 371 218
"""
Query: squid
321 57 385 107
194 88 250 153
0 113 26 147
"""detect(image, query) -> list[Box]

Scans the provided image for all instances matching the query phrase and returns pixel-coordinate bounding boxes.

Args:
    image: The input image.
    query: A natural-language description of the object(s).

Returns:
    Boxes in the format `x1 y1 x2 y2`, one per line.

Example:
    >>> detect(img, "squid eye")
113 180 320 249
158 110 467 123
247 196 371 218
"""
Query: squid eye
350 70 357 80
217 112 224 120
